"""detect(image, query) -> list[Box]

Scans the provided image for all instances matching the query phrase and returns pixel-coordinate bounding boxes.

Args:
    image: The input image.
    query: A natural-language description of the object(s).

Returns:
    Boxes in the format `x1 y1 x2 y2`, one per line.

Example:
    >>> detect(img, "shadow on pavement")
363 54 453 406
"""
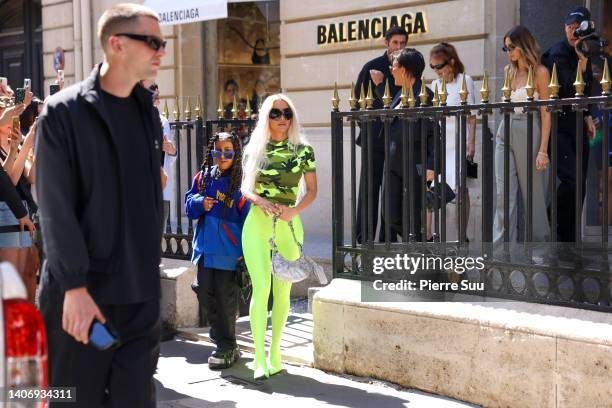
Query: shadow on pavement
218 359 410 408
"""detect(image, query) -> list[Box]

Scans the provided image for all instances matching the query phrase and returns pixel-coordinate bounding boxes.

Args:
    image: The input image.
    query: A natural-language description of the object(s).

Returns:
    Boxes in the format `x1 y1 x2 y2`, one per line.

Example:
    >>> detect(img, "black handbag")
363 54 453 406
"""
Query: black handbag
426 182 456 211
466 159 478 179
236 258 252 304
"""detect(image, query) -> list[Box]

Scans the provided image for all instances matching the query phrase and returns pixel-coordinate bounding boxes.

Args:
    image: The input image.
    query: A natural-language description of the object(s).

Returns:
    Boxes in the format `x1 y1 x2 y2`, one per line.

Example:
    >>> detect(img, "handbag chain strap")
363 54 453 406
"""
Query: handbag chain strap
270 216 303 255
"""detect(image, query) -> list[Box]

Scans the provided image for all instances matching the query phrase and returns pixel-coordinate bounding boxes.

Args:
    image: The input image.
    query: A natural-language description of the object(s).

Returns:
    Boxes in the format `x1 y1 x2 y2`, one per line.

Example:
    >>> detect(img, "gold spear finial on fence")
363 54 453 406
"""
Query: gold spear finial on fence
348 82 358 110
439 77 448 106
184 96 192 121
525 65 535 101
173 96 180 121
549 63 560 99
231 95 238 119
432 83 440 107
217 92 224 119
601 57 610 96
407 83 416 108
400 78 409 108
502 68 512 102
195 96 202 119
573 65 585 97
331 82 340 111
358 83 366 110
365 81 374 109
458 73 469 104
382 79 392 108
163 100 169 118
245 97 252 118
419 76 429 106
480 72 490 103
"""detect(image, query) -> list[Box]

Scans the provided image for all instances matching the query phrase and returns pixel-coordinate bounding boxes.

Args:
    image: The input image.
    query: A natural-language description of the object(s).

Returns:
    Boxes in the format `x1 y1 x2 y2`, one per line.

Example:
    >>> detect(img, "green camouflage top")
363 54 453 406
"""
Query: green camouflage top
255 139 316 207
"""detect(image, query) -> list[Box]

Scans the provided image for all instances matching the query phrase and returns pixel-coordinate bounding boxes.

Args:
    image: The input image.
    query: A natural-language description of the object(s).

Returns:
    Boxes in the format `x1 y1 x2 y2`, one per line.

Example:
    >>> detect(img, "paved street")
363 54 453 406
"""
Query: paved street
155 338 478 408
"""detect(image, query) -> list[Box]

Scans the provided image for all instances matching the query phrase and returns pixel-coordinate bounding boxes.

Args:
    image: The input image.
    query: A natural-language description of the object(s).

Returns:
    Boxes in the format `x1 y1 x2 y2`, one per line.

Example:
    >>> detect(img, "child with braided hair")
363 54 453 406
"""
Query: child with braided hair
185 131 250 369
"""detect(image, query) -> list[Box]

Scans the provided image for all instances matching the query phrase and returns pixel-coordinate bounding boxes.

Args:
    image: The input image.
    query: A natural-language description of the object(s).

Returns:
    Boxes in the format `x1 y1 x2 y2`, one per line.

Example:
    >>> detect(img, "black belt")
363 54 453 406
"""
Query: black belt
0 225 22 233
0 223 38 233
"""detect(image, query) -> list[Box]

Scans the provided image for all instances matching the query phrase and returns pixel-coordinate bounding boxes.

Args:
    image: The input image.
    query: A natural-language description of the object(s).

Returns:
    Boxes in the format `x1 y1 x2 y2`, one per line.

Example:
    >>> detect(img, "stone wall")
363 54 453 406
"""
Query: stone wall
313 279 612 408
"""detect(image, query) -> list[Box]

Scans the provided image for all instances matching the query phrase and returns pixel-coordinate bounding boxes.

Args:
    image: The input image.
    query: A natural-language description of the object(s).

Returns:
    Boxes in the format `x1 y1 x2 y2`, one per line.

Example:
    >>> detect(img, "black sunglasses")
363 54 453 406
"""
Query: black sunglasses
269 108 293 120
430 61 449 70
115 33 167 51
502 44 517 53
211 150 235 160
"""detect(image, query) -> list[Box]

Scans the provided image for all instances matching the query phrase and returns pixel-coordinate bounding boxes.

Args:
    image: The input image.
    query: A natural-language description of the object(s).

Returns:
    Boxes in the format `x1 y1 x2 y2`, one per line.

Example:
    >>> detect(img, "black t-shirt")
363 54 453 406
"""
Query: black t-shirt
98 90 160 303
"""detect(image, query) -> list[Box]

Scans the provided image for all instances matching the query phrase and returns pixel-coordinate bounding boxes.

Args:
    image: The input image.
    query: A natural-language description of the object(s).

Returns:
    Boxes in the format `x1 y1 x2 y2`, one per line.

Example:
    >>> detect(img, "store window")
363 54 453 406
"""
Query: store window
217 0 280 119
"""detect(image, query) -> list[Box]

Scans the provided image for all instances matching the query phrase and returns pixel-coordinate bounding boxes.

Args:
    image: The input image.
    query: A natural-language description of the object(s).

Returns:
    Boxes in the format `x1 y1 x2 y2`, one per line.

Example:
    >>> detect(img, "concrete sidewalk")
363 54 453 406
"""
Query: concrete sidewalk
177 312 314 366
155 338 478 408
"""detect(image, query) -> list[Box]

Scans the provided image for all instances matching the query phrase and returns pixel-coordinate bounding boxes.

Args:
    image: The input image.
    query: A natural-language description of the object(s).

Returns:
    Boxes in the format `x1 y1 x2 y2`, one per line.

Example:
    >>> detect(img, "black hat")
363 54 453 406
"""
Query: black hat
564 6 590 25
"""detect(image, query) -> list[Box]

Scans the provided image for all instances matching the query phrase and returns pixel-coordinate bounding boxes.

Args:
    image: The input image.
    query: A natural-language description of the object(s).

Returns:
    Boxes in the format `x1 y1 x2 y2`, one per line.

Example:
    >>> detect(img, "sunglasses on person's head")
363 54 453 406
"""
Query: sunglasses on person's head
429 61 449 70
211 150 235 160
148 84 159 92
269 108 293 120
502 44 517 53
115 33 167 51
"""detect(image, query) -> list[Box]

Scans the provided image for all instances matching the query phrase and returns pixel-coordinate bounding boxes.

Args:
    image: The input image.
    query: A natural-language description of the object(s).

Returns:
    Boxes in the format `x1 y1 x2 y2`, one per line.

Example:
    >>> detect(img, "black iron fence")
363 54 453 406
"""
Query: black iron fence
331 63 612 311
161 97 255 260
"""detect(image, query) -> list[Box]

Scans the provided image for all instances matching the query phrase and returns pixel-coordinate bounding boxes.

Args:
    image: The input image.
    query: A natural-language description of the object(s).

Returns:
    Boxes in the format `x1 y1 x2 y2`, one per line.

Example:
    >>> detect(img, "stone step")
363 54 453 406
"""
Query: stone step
313 278 612 408
177 313 315 367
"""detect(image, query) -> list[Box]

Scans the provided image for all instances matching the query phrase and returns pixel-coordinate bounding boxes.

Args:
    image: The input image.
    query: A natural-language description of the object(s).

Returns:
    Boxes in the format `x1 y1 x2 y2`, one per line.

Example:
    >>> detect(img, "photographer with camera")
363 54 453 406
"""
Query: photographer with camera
542 6 597 243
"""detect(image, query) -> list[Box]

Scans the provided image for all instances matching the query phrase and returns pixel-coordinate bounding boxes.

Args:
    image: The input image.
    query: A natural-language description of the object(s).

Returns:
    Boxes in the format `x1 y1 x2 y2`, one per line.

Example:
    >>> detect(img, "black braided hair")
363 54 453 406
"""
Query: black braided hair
199 131 243 209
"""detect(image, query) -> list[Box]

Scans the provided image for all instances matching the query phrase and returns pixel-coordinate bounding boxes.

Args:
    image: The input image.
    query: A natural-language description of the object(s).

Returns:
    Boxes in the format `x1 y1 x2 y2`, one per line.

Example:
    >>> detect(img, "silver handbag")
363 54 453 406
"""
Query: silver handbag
269 216 328 284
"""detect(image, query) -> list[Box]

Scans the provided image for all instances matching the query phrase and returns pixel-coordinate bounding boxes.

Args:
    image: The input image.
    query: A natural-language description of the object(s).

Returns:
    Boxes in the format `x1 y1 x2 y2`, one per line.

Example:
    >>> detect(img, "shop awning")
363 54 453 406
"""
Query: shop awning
144 0 228 26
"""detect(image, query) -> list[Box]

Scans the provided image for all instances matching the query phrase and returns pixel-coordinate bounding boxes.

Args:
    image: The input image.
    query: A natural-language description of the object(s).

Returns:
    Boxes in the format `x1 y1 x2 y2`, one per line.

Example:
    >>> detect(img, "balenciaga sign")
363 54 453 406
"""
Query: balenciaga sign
317 12 428 45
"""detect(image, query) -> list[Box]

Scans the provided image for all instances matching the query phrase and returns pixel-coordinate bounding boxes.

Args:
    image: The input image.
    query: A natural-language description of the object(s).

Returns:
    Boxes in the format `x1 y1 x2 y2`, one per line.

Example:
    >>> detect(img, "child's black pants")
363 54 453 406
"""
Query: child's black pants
197 261 238 352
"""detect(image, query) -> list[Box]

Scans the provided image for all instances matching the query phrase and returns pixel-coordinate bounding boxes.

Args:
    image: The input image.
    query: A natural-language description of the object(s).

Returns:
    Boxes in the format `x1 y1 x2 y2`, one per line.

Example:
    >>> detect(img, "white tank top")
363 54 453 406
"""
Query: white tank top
511 86 539 113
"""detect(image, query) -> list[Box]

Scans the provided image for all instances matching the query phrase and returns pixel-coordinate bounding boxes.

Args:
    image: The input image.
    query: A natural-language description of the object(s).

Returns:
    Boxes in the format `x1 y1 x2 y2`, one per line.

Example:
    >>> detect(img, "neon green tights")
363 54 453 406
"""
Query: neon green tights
242 206 303 379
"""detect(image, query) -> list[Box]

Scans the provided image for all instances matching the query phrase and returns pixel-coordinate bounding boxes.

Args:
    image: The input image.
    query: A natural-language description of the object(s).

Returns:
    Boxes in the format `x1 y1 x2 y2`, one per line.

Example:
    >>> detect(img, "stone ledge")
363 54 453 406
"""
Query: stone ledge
313 278 612 408
160 258 199 329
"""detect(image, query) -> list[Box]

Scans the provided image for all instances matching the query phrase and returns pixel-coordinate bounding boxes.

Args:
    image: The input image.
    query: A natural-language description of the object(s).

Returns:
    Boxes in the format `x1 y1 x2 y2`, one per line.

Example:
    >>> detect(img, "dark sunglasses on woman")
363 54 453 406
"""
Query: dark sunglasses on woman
115 33 167 51
429 61 449 70
269 108 293 120
211 150 235 160
502 44 517 53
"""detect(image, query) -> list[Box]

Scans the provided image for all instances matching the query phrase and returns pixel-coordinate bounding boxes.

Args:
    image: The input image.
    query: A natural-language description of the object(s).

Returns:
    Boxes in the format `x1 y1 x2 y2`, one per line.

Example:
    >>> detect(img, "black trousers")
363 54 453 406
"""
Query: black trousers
196 261 238 352
556 129 589 242
383 159 423 242
356 149 386 243
38 271 161 408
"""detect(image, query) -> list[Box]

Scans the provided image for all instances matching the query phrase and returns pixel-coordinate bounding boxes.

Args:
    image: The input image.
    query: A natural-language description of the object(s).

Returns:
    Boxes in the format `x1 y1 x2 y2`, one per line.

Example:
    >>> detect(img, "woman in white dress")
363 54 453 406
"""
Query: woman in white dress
493 25 551 244
429 43 476 241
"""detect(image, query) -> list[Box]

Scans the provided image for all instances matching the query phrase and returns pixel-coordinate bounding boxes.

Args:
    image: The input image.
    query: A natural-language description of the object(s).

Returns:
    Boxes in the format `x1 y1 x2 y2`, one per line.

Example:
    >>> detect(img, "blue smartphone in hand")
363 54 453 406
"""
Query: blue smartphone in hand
89 320 120 351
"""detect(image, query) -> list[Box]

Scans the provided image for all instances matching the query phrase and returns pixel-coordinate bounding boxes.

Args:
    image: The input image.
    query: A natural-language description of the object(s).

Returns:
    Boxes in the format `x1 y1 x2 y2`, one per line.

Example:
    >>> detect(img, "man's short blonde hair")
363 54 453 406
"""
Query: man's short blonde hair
97 3 159 51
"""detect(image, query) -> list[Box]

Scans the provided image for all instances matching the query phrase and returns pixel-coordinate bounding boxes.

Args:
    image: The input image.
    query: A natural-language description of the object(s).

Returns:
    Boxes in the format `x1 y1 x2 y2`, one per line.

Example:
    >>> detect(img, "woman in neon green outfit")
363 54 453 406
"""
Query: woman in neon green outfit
241 94 317 379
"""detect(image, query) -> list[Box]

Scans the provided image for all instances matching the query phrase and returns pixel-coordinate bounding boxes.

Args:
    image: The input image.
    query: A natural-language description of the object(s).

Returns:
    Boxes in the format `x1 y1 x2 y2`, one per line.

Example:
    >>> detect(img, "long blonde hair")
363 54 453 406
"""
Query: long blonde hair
504 25 541 84
241 93 310 197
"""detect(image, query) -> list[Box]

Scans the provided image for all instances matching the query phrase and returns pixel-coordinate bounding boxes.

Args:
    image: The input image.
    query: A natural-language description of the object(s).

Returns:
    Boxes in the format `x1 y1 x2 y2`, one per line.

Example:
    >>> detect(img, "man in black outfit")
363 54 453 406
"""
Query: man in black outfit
354 26 408 243
36 4 166 407
374 48 435 242
542 6 596 242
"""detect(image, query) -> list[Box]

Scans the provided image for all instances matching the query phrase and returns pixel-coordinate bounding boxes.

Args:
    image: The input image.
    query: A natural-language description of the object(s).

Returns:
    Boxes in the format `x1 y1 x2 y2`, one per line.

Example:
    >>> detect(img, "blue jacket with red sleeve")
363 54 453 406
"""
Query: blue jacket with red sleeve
185 166 250 270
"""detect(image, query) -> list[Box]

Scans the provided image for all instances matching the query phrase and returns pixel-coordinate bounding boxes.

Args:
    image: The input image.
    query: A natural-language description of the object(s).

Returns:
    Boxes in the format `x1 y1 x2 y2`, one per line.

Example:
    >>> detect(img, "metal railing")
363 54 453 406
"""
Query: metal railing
161 95 256 260
331 61 612 311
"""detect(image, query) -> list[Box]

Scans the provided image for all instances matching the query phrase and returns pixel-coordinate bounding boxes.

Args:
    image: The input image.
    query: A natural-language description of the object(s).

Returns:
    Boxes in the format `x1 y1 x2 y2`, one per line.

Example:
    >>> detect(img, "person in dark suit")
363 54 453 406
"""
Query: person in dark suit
541 6 597 242
374 48 435 242
354 26 408 243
